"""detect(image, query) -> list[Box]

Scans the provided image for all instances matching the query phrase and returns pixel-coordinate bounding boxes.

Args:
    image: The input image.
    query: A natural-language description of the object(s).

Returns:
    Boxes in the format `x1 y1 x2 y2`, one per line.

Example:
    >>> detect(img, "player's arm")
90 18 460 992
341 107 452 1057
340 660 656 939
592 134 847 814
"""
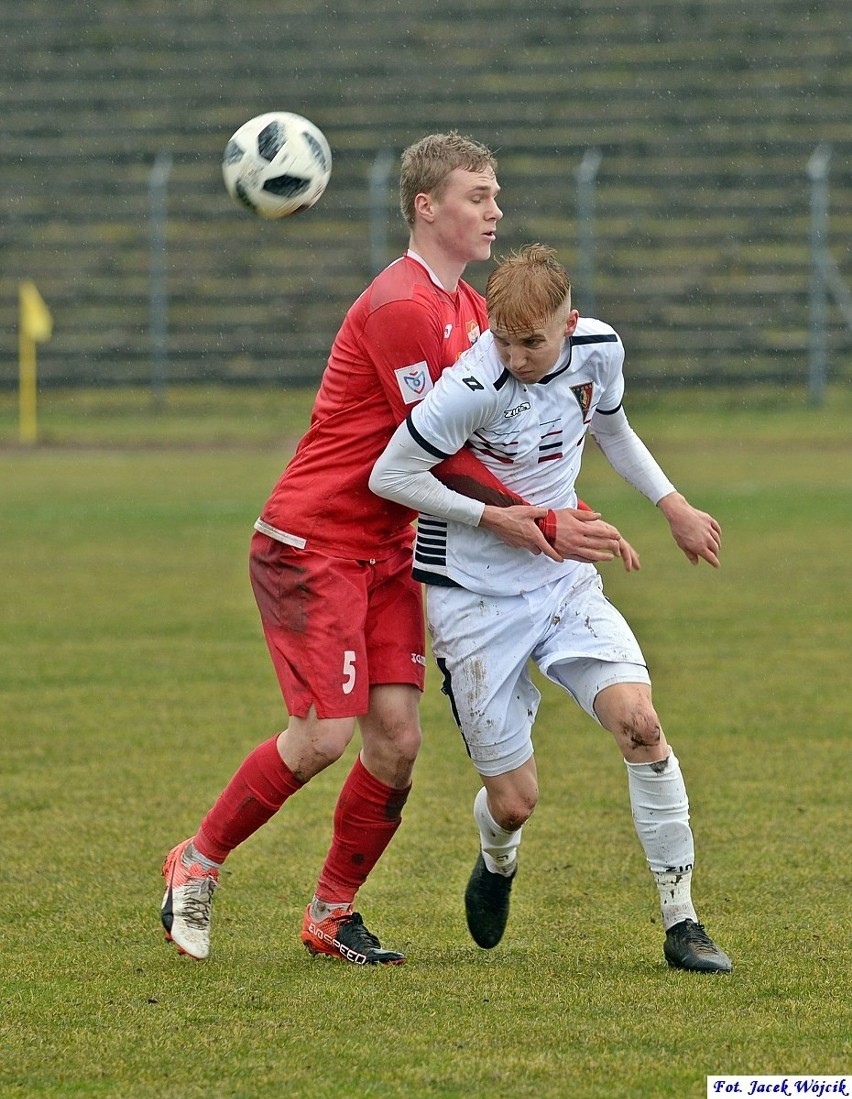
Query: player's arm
364 301 547 510
435 446 631 567
590 404 721 568
370 413 562 561
366 301 626 564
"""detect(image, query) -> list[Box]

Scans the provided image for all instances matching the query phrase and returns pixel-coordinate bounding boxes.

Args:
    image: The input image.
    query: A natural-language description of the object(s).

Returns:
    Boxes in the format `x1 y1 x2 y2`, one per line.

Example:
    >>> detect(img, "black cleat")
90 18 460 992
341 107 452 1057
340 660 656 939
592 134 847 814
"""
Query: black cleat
664 919 732 973
464 853 516 949
302 906 405 965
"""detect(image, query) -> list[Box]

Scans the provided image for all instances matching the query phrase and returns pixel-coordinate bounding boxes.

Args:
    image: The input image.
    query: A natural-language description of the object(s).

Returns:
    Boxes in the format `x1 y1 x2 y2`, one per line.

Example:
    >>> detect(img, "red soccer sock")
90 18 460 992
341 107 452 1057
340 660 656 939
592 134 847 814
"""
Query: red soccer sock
314 755 411 906
193 735 304 863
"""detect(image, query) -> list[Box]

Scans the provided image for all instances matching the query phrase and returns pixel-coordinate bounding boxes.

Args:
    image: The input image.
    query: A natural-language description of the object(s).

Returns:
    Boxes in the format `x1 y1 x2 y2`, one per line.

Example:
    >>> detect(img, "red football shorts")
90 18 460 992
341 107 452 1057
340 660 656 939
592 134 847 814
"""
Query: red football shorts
249 531 426 720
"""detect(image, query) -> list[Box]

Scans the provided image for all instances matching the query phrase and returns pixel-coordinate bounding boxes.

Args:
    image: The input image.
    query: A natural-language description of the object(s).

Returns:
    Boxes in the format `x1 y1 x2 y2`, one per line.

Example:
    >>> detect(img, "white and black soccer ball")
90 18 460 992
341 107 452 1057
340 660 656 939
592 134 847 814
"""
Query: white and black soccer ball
222 112 332 218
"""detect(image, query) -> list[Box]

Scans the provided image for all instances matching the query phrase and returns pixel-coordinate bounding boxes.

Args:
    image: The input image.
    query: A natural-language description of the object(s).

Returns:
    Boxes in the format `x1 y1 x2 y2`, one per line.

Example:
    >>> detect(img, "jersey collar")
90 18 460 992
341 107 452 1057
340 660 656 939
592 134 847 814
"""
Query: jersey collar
537 339 574 384
406 249 456 293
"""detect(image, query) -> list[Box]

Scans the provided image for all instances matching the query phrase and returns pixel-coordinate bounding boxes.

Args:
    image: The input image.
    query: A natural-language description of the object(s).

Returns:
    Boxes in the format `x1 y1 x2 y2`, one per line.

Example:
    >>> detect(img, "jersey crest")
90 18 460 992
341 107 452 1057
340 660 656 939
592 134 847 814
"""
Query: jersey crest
571 382 593 418
466 319 481 344
395 361 434 404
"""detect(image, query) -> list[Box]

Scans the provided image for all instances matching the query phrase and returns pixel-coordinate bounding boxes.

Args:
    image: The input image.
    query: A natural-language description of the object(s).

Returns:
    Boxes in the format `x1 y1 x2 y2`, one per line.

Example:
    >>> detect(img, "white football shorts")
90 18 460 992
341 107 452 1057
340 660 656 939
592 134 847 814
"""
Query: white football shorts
427 567 650 777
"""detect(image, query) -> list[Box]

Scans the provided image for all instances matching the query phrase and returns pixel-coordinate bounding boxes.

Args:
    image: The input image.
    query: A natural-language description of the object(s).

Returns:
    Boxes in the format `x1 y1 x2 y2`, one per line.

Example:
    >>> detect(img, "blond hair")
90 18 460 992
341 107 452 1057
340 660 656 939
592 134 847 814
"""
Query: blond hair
486 244 573 332
399 132 497 227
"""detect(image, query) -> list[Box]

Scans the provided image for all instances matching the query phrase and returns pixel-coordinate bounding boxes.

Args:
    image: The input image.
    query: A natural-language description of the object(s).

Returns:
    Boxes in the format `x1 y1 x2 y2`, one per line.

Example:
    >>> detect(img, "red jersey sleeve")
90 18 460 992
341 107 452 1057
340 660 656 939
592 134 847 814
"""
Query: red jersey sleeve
435 447 525 507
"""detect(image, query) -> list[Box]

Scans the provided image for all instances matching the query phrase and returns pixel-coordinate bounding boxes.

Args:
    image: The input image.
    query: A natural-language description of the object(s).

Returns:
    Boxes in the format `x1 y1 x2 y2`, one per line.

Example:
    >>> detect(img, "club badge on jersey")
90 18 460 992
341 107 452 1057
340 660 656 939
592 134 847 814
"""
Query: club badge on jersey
571 382 594 417
395 361 434 404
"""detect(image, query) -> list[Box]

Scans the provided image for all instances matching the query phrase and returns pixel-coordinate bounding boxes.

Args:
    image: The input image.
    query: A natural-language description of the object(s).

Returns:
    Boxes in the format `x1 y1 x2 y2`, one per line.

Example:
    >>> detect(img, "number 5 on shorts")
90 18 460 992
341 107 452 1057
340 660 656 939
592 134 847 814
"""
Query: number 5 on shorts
342 650 356 695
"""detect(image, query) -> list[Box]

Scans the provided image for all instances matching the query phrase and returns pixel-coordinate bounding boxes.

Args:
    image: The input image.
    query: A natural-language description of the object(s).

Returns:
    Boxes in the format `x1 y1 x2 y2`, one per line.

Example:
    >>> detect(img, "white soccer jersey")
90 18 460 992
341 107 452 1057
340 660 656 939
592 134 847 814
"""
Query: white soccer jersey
405 318 627 596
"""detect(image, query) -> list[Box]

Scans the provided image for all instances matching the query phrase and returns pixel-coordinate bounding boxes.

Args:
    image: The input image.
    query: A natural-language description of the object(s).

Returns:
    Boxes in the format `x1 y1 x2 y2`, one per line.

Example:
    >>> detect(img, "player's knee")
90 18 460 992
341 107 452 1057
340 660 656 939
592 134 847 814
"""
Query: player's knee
613 706 663 757
363 688 422 762
361 719 421 788
368 715 421 762
502 802 536 832
493 786 538 831
629 709 662 750
595 685 663 755
388 720 422 765
282 715 354 777
309 730 352 771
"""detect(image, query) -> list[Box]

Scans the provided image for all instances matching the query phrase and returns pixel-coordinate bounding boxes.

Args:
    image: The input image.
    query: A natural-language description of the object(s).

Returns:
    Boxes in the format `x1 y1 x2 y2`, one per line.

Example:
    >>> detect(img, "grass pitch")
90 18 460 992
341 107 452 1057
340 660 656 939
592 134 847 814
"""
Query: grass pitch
1 384 850 1098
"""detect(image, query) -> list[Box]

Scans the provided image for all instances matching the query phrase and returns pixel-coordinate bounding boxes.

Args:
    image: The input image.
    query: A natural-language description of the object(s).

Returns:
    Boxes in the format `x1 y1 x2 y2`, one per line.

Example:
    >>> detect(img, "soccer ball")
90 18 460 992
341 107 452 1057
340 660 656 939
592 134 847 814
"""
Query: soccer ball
222 112 332 218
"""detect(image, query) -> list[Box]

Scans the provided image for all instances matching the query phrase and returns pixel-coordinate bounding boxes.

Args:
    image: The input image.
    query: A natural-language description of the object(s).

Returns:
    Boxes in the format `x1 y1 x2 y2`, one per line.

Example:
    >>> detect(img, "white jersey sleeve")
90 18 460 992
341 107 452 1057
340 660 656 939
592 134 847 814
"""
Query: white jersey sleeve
590 405 675 504
369 417 485 526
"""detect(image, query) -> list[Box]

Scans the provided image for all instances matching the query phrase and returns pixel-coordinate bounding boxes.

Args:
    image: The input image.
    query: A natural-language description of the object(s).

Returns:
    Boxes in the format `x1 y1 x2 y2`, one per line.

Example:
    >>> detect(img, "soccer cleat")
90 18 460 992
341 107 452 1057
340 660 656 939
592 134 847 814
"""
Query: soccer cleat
663 919 732 973
161 839 219 960
301 905 406 965
464 852 516 949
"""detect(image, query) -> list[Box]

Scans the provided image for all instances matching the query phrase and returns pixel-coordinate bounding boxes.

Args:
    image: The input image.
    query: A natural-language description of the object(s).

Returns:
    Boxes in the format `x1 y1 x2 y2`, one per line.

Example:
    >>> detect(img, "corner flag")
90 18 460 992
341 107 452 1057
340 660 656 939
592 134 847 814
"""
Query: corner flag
20 280 53 342
19 280 53 444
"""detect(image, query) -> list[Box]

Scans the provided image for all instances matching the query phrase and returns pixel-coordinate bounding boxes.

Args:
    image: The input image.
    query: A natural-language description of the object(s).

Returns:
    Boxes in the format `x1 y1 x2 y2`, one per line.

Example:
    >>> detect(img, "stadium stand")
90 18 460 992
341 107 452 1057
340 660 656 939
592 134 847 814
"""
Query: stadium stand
1 0 850 388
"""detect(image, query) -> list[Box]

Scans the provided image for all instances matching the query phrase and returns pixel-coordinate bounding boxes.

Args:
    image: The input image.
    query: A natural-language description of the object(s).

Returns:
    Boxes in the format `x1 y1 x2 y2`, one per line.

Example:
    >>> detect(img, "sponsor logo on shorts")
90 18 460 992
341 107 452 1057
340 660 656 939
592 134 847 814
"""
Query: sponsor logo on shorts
395 362 434 404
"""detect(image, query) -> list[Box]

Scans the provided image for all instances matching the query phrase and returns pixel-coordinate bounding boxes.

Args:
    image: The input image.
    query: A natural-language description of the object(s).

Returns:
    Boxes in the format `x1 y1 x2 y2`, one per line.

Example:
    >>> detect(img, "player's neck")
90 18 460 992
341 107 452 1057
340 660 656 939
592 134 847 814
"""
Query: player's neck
407 239 466 294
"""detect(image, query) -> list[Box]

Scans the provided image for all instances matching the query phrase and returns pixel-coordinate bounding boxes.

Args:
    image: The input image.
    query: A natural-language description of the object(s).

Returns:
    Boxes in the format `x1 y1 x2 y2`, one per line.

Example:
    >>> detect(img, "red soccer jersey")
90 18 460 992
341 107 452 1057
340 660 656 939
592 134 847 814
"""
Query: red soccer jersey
258 253 487 558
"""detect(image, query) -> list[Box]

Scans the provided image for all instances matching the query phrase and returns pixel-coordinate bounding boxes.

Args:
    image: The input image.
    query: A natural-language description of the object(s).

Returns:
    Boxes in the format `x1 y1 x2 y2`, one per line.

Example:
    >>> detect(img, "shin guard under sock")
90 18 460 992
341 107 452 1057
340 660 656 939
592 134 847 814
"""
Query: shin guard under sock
314 755 410 905
625 749 697 929
195 735 304 863
474 786 522 876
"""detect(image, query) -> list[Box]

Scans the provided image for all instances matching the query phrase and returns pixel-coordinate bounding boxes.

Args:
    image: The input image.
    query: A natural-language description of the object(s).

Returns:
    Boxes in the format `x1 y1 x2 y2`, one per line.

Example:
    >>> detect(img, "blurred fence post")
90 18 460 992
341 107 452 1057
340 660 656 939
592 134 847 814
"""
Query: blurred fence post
575 148 602 317
149 151 172 408
369 148 394 275
807 144 830 407
806 143 852 406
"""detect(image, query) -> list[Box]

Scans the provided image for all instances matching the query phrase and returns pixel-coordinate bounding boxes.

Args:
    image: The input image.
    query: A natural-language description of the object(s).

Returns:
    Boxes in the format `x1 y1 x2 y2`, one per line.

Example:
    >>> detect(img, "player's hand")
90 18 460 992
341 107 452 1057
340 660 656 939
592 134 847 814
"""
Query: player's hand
616 534 641 572
478 505 563 562
657 492 722 567
547 507 623 563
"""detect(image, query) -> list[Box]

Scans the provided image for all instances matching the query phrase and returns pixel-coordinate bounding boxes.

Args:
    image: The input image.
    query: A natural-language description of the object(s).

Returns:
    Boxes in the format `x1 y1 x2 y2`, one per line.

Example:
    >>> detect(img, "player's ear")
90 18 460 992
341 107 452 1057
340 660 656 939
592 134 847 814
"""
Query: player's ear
414 192 436 223
564 309 580 338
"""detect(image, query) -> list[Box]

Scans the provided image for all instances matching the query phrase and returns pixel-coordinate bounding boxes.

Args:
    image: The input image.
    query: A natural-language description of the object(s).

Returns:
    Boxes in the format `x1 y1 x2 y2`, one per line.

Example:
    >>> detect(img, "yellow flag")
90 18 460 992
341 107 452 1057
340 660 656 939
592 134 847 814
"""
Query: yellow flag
20 280 53 342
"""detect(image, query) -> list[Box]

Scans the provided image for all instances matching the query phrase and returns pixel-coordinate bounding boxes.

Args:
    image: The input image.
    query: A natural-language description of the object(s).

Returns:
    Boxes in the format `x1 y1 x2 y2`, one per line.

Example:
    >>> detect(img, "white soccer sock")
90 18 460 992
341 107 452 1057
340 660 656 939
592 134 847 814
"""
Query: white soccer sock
184 842 223 873
625 750 698 930
309 897 350 922
474 786 522 877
